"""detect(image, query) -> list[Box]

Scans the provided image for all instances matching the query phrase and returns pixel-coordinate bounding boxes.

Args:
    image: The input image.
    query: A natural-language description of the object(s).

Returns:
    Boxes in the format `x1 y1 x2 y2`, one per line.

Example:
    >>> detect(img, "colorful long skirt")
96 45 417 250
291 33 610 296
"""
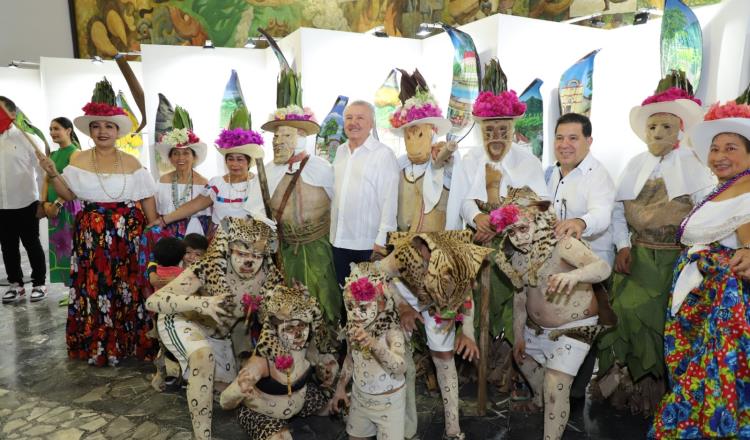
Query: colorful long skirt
66 201 156 366
598 245 681 381
48 200 82 285
650 244 750 439
164 215 210 239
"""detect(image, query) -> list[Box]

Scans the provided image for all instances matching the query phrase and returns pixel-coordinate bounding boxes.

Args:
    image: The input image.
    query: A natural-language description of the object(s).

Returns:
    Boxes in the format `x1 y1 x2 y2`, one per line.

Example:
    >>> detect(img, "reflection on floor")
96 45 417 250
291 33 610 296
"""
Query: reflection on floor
0 258 651 439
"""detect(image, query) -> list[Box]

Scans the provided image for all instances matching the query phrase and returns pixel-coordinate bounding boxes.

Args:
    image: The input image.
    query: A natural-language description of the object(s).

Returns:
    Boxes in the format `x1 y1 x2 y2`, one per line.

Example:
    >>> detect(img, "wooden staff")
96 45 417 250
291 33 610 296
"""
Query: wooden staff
254 157 285 279
477 261 491 416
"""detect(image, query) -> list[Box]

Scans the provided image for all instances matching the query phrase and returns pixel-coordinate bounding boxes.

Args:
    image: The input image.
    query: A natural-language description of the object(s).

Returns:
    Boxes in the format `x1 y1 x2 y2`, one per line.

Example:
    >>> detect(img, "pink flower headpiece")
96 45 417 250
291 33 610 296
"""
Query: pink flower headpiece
704 101 750 121
489 204 521 233
390 90 444 129
215 128 264 149
349 277 382 302
641 87 701 106
82 102 127 117
472 91 526 118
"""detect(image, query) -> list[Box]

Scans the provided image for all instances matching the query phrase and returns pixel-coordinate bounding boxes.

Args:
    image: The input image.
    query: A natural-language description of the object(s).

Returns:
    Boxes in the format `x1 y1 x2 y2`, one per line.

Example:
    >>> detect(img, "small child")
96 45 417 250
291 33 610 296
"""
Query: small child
182 233 208 265
331 263 407 440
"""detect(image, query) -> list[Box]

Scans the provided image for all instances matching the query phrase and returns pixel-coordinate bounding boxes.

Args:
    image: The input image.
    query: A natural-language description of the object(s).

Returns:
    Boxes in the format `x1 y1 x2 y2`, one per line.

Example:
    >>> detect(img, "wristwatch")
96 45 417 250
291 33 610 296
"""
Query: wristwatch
53 198 64 209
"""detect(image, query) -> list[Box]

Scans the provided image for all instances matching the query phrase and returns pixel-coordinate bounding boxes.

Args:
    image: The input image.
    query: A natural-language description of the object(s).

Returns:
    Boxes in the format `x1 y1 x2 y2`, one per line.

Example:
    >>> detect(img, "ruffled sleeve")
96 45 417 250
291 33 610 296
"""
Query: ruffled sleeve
201 176 220 202
129 168 157 201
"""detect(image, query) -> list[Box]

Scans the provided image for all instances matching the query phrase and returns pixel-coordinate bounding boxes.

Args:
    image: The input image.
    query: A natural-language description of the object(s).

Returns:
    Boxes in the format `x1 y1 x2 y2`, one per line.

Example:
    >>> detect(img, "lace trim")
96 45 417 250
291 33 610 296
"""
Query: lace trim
681 213 750 246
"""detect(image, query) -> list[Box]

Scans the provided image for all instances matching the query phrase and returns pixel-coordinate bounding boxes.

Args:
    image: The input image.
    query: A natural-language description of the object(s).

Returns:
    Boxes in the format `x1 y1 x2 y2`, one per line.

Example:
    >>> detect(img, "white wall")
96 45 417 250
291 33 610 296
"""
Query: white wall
0 67 47 136
39 56 143 152
0 0 73 64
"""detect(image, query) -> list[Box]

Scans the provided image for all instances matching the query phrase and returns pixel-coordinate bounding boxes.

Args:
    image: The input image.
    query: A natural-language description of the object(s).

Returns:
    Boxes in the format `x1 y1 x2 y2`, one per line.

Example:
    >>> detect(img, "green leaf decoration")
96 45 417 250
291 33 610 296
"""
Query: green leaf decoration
736 81 750 105
173 106 194 131
91 77 117 106
228 105 251 130
655 69 694 96
481 58 507 95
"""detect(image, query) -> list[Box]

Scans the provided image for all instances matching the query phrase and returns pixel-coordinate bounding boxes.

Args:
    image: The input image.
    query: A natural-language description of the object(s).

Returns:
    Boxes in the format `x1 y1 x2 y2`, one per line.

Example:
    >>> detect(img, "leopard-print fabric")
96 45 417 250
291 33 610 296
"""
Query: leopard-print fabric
343 262 401 340
493 187 558 289
237 381 328 440
255 285 337 365
387 230 492 316
190 216 278 299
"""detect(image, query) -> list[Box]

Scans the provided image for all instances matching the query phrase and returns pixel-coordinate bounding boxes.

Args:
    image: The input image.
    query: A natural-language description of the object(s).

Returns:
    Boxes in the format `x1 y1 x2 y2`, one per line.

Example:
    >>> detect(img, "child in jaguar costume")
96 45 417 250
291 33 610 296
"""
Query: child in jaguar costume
145 217 283 440
330 262 408 440
220 284 339 440
491 187 611 440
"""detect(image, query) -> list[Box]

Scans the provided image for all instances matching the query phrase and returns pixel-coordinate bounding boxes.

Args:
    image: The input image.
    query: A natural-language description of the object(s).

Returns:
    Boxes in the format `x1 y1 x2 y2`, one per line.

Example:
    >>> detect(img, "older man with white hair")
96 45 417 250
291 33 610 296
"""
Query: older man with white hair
330 100 399 291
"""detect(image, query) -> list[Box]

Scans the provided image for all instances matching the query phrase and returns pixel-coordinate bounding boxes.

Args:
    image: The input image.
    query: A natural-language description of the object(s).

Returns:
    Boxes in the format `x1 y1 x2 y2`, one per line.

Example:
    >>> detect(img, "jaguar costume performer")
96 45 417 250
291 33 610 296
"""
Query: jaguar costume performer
145 217 283 440
220 284 339 440
491 187 611 440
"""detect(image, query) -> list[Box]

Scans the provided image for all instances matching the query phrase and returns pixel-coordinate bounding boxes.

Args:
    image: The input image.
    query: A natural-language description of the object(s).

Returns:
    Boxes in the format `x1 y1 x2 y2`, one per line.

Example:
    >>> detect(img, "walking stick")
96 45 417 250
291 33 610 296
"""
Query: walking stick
254 157 285 280
477 261 491 416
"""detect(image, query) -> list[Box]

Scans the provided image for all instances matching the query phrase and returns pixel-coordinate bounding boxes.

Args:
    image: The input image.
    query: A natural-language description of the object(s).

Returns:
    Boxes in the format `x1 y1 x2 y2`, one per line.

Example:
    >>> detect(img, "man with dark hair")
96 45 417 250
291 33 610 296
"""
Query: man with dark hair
545 112 616 399
0 96 47 303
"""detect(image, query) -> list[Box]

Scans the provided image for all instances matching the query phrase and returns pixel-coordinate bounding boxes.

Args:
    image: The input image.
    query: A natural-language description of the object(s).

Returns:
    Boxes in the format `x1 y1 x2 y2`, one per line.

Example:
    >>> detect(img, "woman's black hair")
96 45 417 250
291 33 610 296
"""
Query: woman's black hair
52 117 81 149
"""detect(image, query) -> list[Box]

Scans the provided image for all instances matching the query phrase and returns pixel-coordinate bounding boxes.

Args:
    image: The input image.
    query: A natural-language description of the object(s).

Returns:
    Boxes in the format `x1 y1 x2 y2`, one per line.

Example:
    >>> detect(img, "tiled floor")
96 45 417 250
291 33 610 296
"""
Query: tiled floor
0 251 651 439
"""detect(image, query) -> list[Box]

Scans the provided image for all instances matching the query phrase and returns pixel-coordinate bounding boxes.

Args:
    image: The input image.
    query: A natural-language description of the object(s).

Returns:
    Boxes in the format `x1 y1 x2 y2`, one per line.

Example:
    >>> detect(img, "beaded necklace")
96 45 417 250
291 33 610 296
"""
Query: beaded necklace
676 168 750 242
91 148 126 200
171 170 193 210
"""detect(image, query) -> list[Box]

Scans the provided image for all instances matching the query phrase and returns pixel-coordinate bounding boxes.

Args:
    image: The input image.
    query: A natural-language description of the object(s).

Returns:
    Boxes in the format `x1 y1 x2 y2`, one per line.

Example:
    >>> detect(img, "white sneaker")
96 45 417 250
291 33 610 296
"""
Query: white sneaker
30 285 47 302
2 283 25 303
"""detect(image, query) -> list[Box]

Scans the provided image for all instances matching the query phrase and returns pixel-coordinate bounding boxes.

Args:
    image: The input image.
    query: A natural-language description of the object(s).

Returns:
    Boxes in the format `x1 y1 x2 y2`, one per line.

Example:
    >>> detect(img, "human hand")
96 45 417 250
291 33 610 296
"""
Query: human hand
371 244 387 262
34 149 57 176
554 218 586 239
35 202 48 219
349 327 373 349
513 338 527 365
614 247 632 274
201 294 234 326
329 389 349 415
237 367 258 395
397 303 423 333
730 248 750 280
547 272 580 296
455 333 479 362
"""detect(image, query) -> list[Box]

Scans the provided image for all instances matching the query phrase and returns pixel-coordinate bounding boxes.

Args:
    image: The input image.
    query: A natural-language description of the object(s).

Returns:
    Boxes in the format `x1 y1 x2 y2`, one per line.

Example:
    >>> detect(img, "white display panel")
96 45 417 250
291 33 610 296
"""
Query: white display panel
0 67 47 146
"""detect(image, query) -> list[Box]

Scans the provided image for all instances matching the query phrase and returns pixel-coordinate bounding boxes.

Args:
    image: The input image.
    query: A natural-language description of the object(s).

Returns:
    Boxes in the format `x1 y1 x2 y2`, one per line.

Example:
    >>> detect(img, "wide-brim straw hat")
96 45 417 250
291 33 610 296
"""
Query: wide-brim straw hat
261 119 320 136
689 117 750 164
629 99 703 143
215 143 264 159
391 116 452 137
74 114 133 139
154 142 207 166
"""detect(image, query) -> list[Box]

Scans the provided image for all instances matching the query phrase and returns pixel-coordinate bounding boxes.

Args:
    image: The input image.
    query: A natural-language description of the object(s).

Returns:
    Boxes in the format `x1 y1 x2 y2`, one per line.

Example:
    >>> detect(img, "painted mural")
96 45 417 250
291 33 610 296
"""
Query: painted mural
69 0 723 58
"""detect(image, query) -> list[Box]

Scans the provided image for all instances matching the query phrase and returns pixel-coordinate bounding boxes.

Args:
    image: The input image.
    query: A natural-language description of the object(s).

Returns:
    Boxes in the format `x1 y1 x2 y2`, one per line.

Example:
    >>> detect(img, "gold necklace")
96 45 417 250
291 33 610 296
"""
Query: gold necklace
91 148 127 200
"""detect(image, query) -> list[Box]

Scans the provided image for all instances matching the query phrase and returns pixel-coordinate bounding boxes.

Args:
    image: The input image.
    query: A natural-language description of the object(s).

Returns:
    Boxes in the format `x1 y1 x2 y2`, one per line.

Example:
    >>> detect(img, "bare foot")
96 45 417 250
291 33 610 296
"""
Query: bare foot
150 372 166 392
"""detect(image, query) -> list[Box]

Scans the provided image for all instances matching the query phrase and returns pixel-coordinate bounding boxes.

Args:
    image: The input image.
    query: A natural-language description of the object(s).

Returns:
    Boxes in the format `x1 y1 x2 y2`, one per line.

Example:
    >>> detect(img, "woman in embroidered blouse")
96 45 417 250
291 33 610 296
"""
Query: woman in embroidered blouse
36 79 159 367
650 101 750 439
156 128 264 238
153 128 209 237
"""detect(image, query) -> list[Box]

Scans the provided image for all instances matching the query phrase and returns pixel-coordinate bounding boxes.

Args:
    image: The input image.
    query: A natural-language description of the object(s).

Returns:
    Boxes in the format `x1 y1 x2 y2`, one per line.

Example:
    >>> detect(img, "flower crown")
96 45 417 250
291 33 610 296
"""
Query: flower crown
704 101 750 121
82 102 127 117
161 128 200 147
641 87 702 106
215 128 264 149
489 204 521 233
271 105 316 123
390 89 443 129
349 277 383 302
472 90 526 118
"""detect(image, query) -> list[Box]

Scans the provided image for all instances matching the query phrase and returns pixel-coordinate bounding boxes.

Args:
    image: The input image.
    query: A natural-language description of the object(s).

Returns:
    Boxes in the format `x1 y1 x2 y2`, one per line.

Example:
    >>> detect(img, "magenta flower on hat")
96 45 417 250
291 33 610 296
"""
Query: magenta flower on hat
390 90 444 129
472 91 526 118
215 128 264 149
641 87 702 106
271 105 317 122
489 204 521 233
350 277 380 302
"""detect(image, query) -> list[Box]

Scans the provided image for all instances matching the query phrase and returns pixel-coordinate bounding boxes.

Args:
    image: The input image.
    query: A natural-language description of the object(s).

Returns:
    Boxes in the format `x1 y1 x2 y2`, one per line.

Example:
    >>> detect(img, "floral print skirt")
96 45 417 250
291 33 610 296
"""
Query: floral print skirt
650 244 750 438
66 201 156 366
48 200 81 286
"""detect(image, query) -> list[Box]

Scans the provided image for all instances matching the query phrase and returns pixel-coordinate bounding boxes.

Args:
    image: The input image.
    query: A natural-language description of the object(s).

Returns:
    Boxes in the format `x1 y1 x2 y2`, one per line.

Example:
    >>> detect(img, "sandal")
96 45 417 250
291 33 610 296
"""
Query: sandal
30 286 47 302
442 433 465 440
2 283 25 303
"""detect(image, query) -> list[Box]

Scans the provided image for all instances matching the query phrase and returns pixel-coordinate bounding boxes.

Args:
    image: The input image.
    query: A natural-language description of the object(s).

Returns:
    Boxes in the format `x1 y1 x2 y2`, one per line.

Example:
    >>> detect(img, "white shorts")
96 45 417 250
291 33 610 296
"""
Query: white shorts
347 385 405 440
394 280 456 353
523 316 597 377
157 314 237 383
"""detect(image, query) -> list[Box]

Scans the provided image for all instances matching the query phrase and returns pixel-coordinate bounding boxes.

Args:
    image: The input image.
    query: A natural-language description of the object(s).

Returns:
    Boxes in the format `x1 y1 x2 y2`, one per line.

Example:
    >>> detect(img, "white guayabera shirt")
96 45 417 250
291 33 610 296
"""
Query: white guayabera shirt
0 125 44 209
330 135 399 250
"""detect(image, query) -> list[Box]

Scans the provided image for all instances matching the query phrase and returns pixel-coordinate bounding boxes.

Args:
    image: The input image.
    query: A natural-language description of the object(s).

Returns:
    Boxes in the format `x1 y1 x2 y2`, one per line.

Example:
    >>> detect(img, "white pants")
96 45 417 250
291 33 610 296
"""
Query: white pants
523 316 598 376
347 386 405 440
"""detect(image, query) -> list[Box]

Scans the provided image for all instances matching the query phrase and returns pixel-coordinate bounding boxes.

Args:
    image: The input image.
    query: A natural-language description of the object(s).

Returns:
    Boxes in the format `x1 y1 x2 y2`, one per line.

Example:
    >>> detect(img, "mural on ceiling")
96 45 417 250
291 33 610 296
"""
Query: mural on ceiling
69 0 723 59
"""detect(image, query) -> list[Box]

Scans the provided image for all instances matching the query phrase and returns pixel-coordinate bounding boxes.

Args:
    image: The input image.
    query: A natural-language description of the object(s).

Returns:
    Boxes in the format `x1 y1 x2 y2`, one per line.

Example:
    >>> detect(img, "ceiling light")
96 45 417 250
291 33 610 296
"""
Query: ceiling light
8 60 39 69
203 39 215 49
416 23 443 38
634 10 649 25
8 61 18 69
91 55 103 64
244 38 255 48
